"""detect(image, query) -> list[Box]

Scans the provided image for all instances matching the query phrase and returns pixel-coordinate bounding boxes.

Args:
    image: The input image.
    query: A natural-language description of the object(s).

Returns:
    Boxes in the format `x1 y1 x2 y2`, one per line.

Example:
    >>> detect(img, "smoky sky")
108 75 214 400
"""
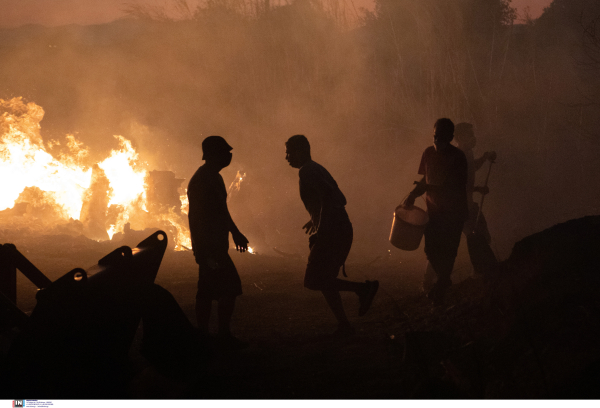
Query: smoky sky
0 0 553 27
1 0 598 264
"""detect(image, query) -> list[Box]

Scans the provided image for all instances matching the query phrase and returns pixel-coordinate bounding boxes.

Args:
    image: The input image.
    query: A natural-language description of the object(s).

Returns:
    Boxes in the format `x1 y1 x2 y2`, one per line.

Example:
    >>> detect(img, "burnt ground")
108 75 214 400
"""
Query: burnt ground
3 216 600 399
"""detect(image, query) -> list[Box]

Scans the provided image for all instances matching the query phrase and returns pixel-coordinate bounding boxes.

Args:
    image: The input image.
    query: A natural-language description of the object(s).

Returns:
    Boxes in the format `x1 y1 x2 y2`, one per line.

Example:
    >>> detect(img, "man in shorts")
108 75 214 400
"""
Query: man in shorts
188 136 249 349
404 119 468 303
285 135 379 337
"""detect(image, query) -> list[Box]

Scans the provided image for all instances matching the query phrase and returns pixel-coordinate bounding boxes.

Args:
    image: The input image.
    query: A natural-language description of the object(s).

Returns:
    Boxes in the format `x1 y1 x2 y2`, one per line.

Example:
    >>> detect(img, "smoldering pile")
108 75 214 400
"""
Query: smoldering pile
395 215 600 398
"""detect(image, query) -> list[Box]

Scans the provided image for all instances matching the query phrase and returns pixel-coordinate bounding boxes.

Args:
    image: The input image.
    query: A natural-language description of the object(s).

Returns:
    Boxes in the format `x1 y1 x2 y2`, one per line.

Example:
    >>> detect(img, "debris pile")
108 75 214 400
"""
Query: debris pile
398 216 600 398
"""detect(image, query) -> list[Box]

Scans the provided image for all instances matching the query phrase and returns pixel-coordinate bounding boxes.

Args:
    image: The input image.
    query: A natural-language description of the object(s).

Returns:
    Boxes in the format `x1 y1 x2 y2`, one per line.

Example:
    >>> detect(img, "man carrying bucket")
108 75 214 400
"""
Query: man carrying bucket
285 135 379 337
404 118 468 303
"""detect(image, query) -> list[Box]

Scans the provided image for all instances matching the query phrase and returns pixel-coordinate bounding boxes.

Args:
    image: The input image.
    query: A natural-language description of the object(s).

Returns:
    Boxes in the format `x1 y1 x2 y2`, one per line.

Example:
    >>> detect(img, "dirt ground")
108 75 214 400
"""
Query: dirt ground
5 224 600 399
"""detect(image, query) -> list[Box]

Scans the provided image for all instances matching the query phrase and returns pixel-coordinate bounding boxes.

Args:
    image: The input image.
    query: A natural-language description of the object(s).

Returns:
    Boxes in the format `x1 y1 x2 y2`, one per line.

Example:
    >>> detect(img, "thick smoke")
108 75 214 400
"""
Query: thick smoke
1 0 599 260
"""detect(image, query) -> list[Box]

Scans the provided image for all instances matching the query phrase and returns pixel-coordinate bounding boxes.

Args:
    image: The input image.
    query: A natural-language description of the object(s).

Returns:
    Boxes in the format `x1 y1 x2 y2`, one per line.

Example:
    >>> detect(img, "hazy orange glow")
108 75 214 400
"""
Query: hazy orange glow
0 0 553 28
0 97 191 250
511 0 551 20
1 100 92 219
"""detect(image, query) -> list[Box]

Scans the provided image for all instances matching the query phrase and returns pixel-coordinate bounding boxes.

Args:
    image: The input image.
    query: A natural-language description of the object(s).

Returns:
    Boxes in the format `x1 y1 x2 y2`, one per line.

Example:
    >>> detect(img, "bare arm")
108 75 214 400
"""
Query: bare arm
404 176 427 206
300 167 332 234
474 151 497 171
226 206 248 252
473 155 487 171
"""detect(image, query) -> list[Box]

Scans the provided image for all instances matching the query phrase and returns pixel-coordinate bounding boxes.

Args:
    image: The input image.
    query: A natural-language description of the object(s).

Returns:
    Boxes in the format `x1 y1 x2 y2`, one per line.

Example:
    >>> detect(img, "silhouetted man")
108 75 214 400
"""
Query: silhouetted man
454 123 497 273
188 136 249 349
404 119 468 303
285 135 379 337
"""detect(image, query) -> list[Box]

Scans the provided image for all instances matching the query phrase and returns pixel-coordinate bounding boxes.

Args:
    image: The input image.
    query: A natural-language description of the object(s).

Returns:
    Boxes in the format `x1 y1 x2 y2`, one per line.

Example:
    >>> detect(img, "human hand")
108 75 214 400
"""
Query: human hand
302 220 316 235
232 230 249 253
403 194 416 207
475 186 490 195
486 151 497 162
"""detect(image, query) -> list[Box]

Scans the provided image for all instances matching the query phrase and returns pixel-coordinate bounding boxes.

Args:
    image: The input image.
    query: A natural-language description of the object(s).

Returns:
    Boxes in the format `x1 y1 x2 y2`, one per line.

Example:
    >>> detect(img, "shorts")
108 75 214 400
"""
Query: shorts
196 252 242 300
304 222 353 291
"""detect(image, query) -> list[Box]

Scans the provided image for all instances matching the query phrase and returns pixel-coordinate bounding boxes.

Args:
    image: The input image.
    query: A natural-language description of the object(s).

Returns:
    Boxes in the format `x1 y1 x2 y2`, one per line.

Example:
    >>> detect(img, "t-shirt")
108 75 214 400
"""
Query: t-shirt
418 145 468 221
187 165 230 255
298 160 349 234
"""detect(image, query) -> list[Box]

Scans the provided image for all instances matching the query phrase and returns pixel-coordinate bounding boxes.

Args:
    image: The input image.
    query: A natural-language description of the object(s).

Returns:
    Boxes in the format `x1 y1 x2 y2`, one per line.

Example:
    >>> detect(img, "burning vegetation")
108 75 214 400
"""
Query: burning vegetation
0 97 191 250
1 0 598 258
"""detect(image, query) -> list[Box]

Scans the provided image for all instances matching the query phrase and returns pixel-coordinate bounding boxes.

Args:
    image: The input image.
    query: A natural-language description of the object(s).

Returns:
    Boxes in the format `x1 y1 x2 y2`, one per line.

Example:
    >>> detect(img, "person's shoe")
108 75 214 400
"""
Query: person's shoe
215 333 249 350
358 280 379 316
332 324 356 338
426 284 446 305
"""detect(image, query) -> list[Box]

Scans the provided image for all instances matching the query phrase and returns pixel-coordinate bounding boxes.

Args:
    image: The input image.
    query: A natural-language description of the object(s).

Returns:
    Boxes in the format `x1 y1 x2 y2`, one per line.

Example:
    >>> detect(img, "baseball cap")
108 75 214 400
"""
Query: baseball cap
202 135 233 159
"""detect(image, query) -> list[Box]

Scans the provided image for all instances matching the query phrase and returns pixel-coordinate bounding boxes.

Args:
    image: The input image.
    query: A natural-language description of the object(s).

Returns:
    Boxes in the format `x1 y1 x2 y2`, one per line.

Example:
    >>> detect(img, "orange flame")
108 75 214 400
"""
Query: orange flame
0 98 91 219
0 98 191 250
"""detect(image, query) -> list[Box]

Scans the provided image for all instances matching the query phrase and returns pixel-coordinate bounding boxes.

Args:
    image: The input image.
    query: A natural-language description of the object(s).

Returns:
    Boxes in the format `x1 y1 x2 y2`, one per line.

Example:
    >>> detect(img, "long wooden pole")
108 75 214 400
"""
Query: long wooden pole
474 160 494 233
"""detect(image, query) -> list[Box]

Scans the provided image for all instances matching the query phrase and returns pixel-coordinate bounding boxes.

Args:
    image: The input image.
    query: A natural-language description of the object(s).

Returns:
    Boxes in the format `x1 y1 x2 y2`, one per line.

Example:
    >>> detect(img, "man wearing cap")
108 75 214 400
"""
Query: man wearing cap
285 134 379 337
188 135 249 349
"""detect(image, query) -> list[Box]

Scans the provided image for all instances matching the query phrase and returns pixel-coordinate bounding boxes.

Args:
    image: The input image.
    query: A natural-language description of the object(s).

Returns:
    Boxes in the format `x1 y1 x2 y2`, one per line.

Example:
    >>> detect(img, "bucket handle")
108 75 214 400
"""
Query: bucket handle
397 193 426 210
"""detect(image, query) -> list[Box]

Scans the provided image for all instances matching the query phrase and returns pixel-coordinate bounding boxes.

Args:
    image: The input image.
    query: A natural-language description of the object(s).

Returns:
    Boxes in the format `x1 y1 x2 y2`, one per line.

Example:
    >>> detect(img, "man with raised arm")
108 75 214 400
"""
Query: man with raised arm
454 122 496 248
188 135 249 349
285 135 379 337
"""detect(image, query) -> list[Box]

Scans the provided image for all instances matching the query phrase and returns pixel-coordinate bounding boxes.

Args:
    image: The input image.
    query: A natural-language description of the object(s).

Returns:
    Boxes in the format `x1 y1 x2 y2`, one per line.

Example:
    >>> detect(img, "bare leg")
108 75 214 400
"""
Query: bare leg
332 279 379 317
217 296 236 336
332 278 365 294
321 289 351 326
195 295 212 335
423 261 436 293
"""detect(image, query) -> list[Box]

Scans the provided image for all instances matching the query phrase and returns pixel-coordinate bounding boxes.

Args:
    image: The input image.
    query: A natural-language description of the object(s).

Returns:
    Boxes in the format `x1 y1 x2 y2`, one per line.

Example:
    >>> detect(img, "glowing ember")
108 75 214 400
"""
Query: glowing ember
227 170 246 200
107 224 118 240
158 207 192 251
180 190 189 215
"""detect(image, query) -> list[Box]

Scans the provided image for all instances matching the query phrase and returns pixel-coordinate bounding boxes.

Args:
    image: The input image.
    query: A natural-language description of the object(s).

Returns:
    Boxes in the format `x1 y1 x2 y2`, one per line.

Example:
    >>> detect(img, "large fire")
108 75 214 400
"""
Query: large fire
0 97 191 250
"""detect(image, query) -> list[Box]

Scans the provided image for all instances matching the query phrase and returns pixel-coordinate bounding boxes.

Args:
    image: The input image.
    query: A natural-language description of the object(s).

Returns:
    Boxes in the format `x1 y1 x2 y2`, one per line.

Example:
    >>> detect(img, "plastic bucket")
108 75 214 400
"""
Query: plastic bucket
389 205 429 251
